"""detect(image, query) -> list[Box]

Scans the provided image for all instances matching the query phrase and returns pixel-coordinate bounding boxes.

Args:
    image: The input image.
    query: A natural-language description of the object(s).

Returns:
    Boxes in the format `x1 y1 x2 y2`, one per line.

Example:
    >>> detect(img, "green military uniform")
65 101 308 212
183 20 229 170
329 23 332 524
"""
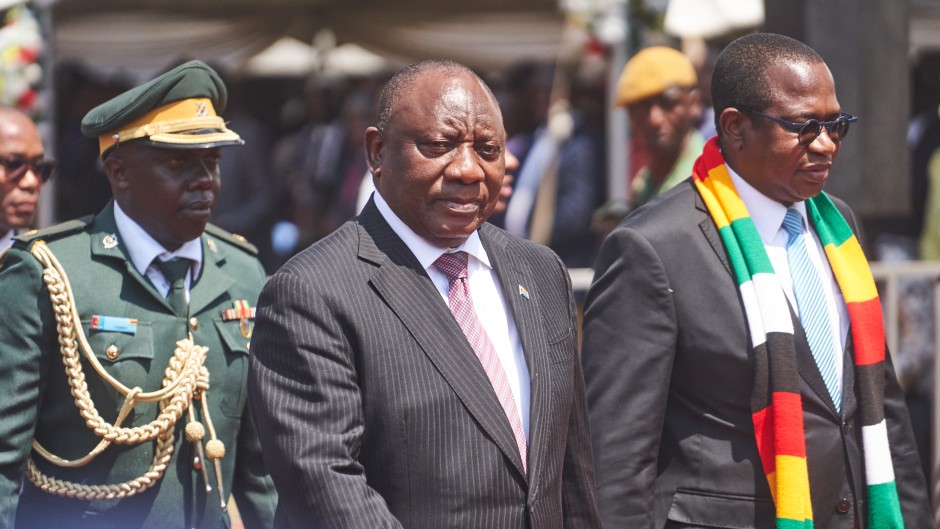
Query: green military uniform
629 129 706 210
0 203 276 528
0 60 275 529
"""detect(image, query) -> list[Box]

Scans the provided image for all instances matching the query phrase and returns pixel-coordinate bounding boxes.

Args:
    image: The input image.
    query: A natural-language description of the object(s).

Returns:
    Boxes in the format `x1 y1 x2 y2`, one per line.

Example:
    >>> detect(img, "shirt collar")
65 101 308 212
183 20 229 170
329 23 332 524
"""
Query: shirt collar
0 229 12 251
726 164 807 242
113 201 203 277
373 190 492 272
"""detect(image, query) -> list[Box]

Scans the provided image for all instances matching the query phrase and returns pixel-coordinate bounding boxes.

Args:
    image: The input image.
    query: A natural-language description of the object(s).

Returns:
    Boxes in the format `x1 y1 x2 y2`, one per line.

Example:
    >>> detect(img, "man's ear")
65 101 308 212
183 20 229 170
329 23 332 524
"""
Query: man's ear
363 126 384 179
103 152 129 193
718 107 748 151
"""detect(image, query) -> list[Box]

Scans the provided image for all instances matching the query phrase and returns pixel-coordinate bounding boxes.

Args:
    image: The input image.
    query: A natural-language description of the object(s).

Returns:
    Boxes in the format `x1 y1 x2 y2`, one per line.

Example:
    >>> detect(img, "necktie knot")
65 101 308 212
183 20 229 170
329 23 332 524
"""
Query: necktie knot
156 257 191 286
433 251 469 282
782 208 804 243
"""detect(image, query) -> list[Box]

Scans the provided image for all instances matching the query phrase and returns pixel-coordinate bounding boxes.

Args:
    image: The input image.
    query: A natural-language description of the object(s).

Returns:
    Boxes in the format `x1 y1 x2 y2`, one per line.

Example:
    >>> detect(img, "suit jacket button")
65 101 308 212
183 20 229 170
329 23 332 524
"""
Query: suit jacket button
835 498 851 514
841 420 850 434
105 345 120 360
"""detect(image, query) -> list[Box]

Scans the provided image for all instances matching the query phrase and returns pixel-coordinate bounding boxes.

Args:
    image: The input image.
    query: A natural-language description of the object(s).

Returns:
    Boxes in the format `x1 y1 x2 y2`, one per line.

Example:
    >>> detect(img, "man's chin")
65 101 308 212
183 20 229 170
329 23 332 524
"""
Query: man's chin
7 216 34 232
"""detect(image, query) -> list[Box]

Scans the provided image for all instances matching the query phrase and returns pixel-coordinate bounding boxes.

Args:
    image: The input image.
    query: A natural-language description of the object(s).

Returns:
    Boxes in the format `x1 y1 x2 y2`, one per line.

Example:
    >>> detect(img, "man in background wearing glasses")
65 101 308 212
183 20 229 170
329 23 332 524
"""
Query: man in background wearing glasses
582 33 933 529
0 105 53 252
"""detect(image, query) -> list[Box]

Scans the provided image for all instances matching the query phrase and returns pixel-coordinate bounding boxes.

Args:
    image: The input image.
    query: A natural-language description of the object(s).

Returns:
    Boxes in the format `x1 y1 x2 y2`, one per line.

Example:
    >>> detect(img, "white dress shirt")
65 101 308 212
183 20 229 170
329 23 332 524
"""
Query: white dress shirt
728 167 849 390
374 191 530 438
113 202 203 302
0 230 13 253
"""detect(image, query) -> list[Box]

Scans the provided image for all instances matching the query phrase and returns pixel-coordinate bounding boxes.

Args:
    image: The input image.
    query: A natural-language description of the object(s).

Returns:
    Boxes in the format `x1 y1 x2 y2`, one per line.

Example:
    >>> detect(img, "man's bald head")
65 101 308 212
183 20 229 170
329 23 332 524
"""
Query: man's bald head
375 60 499 130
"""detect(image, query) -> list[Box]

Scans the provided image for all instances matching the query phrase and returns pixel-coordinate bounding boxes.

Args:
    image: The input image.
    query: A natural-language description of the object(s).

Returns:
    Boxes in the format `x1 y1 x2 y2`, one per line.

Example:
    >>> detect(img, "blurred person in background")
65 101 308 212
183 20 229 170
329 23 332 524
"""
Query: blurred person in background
617 46 705 211
0 104 52 252
209 73 279 272
501 62 606 268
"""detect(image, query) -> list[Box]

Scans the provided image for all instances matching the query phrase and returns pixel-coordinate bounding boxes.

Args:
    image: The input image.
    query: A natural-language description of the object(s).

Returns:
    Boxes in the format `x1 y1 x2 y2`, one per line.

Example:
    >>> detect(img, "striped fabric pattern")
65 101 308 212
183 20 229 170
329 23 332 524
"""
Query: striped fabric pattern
691 137 903 529
782 208 842 410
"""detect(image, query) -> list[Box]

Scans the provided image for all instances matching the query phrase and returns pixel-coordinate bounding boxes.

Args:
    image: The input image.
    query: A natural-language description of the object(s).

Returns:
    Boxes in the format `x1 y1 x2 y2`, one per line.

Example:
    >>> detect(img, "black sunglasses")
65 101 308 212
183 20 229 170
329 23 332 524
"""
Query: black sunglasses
737 107 859 146
0 154 56 183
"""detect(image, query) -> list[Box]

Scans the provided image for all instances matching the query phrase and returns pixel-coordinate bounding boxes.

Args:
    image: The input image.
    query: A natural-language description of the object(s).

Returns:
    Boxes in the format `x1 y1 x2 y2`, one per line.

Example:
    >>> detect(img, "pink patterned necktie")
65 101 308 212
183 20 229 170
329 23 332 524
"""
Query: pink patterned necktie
434 251 528 470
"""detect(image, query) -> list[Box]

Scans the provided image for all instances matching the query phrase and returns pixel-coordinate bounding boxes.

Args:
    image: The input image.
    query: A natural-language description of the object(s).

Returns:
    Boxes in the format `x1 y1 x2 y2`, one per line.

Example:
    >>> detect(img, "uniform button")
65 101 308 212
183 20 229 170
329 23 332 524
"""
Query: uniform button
189 317 199 331
835 498 851 514
105 345 120 360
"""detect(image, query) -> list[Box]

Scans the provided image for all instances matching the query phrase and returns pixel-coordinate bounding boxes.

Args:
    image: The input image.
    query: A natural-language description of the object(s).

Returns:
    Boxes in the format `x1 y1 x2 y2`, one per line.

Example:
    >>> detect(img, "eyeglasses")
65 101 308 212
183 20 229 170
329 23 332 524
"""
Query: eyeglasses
737 107 859 146
0 154 56 183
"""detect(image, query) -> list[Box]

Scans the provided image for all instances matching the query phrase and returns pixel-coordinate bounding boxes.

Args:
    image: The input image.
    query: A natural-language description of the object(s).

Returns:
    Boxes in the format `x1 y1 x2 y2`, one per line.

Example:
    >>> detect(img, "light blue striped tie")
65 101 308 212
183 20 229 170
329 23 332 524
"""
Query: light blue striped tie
782 208 842 411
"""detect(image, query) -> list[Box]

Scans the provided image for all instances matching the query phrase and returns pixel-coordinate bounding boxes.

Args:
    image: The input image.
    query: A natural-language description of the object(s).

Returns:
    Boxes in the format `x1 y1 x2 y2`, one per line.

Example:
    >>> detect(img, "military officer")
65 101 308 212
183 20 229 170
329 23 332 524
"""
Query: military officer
0 61 276 529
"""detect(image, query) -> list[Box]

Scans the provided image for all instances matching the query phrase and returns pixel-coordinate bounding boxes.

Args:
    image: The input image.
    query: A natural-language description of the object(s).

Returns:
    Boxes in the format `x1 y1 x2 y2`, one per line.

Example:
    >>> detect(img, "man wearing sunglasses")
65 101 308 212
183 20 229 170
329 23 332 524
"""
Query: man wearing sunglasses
0 105 53 253
582 33 933 529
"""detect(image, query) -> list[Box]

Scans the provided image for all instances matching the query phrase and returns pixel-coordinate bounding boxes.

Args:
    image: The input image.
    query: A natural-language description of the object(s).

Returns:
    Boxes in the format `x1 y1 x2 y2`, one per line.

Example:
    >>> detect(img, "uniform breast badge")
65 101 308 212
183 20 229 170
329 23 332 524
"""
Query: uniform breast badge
102 233 119 249
220 300 256 338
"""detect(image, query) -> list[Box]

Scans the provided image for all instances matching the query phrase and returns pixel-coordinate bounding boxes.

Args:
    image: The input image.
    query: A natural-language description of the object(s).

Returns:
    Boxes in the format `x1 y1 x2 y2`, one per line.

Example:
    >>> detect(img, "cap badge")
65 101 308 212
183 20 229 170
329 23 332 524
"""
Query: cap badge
195 101 209 117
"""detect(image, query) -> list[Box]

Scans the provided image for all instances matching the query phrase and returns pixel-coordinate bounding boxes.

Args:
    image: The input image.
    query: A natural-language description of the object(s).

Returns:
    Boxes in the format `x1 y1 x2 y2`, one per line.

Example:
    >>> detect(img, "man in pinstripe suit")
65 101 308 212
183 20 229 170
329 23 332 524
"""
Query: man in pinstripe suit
247 60 601 529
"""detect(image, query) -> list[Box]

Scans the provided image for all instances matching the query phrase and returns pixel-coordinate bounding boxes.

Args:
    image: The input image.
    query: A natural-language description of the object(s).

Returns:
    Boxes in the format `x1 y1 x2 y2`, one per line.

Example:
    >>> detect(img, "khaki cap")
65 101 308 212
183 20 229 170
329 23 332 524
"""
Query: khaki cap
615 46 697 107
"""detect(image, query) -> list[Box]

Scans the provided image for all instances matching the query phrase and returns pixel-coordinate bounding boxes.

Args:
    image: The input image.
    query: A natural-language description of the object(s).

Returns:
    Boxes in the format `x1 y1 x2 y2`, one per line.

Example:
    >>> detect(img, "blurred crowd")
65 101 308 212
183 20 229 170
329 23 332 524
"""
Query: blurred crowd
49 46 725 275
50 59 610 273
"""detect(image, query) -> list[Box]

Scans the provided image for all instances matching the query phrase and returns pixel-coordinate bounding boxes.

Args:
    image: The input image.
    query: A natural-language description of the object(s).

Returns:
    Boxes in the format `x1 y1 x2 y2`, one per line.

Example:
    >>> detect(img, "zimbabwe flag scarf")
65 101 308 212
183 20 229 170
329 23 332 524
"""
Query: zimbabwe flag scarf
691 137 903 528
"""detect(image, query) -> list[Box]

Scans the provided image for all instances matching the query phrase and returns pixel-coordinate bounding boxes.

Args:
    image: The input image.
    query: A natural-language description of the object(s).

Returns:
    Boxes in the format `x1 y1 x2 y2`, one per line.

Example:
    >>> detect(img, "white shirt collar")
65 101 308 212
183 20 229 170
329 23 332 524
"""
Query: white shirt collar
0 229 13 252
726 164 808 241
113 201 203 277
372 191 492 272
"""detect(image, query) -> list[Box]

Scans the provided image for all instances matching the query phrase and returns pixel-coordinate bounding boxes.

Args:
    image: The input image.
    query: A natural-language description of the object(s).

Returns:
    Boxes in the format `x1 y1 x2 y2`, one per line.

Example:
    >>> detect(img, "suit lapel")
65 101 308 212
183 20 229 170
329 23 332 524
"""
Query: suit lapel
693 186 733 277
480 225 547 483
358 203 527 477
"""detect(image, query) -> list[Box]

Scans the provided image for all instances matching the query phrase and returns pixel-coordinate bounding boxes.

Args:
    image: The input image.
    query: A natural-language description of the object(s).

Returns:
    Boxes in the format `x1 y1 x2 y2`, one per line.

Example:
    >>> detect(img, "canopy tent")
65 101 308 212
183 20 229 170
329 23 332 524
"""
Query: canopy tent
47 0 569 79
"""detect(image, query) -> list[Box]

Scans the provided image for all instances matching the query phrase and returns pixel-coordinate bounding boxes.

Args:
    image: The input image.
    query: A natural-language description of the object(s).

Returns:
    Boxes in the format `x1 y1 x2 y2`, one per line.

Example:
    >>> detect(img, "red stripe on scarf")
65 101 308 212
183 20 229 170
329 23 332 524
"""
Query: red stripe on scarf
752 405 776 475
773 392 808 457
848 299 886 366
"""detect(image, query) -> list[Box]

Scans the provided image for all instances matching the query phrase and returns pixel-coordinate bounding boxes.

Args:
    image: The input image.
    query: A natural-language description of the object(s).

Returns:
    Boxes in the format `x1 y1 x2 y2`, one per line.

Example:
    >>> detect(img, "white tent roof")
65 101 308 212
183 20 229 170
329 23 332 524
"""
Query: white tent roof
48 0 568 77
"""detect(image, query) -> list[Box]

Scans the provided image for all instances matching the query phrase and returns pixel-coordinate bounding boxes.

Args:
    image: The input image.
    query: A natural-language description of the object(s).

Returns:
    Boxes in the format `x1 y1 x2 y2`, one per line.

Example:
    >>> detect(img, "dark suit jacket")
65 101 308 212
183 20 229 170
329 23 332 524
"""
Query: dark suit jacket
581 180 932 529
0 202 277 529
248 200 601 529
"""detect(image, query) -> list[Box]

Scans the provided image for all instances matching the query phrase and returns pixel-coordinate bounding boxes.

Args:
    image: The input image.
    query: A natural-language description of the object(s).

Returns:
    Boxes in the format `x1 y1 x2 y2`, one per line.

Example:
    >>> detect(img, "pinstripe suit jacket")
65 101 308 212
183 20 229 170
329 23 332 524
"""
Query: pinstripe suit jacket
248 200 601 529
